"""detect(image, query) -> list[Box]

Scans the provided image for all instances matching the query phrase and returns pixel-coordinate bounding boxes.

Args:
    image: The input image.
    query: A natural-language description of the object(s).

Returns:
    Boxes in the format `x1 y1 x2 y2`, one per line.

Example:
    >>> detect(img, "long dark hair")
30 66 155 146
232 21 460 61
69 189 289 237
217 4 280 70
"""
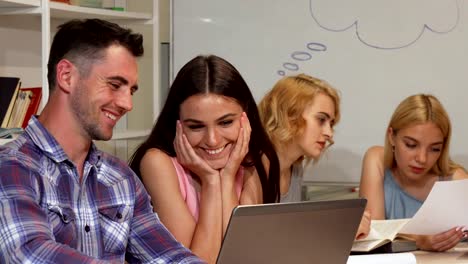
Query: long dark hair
129 55 280 202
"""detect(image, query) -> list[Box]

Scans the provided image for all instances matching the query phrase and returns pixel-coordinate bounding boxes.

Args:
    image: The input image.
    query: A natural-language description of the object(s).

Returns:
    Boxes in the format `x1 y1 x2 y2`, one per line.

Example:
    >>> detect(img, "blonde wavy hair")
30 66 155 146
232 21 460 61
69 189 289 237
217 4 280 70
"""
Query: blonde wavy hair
258 73 340 163
384 94 463 176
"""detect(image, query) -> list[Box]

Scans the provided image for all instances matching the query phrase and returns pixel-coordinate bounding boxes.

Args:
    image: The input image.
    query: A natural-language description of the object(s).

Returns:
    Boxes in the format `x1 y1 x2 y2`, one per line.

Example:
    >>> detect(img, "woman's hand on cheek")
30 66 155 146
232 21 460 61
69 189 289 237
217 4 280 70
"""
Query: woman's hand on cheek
221 112 251 181
174 120 219 184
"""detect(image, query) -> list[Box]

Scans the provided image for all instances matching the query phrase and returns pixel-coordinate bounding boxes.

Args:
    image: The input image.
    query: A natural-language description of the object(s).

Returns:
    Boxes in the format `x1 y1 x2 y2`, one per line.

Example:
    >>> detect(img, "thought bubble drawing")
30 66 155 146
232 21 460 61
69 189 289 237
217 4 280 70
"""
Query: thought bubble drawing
309 0 460 49
277 42 327 76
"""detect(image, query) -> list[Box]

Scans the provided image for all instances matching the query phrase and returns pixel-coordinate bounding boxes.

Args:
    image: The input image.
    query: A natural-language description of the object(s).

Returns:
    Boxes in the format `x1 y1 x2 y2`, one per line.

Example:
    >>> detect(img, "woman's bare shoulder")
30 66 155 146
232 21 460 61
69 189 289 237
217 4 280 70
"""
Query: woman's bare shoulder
142 148 172 163
452 167 468 180
140 148 176 179
360 145 386 181
364 146 384 160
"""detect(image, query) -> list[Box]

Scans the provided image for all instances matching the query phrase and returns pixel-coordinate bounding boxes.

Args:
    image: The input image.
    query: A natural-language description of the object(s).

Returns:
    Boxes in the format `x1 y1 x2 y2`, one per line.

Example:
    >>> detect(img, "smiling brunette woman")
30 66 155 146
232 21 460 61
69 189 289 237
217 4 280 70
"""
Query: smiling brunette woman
129 55 280 264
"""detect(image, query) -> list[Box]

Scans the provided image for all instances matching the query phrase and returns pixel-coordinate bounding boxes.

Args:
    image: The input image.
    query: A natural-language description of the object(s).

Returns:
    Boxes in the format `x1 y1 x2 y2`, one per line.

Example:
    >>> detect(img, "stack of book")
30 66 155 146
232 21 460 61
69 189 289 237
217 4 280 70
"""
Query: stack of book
351 219 417 253
50 0 71 3
101 0 126 11
54 0 127 11
69 0 102 8
0 77 42 129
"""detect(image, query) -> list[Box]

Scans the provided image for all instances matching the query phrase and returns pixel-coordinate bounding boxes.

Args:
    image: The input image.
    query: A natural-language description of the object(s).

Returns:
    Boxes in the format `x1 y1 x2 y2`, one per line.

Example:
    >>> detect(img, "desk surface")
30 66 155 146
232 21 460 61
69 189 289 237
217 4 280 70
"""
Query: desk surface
414 242 468 263
304 183 468 263
302 183 359 201
349 243 468 263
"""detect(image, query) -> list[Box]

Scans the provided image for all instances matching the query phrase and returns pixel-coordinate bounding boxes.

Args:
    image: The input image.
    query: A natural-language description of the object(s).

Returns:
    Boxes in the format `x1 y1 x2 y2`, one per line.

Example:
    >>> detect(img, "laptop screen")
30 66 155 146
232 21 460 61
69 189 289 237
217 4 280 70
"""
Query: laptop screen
217 199 366 264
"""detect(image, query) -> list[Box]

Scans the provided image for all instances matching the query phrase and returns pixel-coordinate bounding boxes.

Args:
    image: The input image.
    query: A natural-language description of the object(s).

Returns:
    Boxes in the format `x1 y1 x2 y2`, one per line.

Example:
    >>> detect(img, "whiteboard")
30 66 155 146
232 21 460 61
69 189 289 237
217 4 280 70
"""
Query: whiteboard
172 0 468 183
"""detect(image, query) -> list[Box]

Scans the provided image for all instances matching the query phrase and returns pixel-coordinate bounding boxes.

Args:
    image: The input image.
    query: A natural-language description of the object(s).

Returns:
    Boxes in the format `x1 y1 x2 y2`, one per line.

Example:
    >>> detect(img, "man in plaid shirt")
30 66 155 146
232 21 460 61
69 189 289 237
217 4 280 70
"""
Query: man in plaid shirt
0 19 204 263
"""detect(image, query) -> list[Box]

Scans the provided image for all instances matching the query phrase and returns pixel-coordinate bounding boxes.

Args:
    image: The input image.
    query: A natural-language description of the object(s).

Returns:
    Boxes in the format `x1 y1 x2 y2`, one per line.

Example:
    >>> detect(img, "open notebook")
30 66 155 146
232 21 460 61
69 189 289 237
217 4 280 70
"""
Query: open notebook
217 199 366 264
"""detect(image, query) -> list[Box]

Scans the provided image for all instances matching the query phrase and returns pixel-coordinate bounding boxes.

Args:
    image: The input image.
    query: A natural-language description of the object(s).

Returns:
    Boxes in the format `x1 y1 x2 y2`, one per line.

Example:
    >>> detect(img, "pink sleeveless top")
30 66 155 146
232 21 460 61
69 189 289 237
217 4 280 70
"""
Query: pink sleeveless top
170 157 244 221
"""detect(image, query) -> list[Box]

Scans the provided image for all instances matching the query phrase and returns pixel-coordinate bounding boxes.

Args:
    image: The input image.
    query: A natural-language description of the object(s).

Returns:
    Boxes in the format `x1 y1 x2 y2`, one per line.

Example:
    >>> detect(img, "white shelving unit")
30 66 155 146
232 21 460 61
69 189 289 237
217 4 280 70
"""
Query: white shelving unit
50 3 152 20
0 0 40 8
0 0 159 157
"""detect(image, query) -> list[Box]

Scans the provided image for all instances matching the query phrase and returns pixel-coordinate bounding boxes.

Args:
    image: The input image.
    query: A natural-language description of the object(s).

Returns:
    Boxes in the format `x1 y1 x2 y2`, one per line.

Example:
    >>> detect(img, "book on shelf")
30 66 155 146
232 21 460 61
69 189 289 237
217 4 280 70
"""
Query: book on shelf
0 77 21 128
102 0 126 11
67 0 127 10
20 87 42 129
18 91 32 128
7 90 31 129
351 219 416 252
6 90 22 128
70 0 103 8
50 0 71 4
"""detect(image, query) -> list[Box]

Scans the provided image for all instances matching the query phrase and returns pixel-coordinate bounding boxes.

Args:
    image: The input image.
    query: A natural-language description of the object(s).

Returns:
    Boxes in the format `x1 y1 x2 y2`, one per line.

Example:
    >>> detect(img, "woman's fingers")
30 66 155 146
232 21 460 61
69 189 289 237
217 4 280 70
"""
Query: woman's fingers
420 227 464 252
174 120 190 162
242 112 251 154
355 210 371 240
221 113 251 181
431 227 464 251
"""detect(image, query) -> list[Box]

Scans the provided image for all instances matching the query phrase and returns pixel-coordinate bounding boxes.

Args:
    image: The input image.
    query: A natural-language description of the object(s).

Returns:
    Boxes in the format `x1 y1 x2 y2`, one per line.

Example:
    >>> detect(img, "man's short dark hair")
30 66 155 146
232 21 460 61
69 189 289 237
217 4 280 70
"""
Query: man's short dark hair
47 19 144 91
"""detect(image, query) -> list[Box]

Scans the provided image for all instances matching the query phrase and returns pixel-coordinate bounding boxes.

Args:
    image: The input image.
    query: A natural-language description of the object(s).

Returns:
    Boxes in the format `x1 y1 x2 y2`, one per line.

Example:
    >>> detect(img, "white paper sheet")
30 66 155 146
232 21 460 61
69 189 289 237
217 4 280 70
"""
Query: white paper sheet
399 179 468 235
347 253 416 264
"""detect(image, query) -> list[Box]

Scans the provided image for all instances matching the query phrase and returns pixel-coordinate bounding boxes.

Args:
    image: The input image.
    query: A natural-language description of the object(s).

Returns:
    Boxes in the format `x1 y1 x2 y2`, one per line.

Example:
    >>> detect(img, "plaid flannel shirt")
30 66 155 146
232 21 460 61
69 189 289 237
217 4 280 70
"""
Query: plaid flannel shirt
0 117 204 263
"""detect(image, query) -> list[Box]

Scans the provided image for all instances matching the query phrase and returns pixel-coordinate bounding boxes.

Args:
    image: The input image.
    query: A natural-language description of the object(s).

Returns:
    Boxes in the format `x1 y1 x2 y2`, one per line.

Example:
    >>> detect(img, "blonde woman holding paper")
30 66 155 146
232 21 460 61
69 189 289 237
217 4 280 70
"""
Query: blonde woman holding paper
359 94 468 251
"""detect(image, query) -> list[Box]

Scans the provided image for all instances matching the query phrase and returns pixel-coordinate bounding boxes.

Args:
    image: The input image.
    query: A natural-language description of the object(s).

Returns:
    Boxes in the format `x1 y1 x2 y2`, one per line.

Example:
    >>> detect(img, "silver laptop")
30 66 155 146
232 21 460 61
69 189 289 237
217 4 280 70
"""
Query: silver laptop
217 199 366 264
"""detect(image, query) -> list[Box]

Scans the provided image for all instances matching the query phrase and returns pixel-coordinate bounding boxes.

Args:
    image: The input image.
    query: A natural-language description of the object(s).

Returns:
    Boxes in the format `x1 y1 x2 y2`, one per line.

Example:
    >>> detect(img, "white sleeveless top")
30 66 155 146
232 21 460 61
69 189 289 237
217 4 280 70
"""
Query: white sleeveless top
280 163 303 203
